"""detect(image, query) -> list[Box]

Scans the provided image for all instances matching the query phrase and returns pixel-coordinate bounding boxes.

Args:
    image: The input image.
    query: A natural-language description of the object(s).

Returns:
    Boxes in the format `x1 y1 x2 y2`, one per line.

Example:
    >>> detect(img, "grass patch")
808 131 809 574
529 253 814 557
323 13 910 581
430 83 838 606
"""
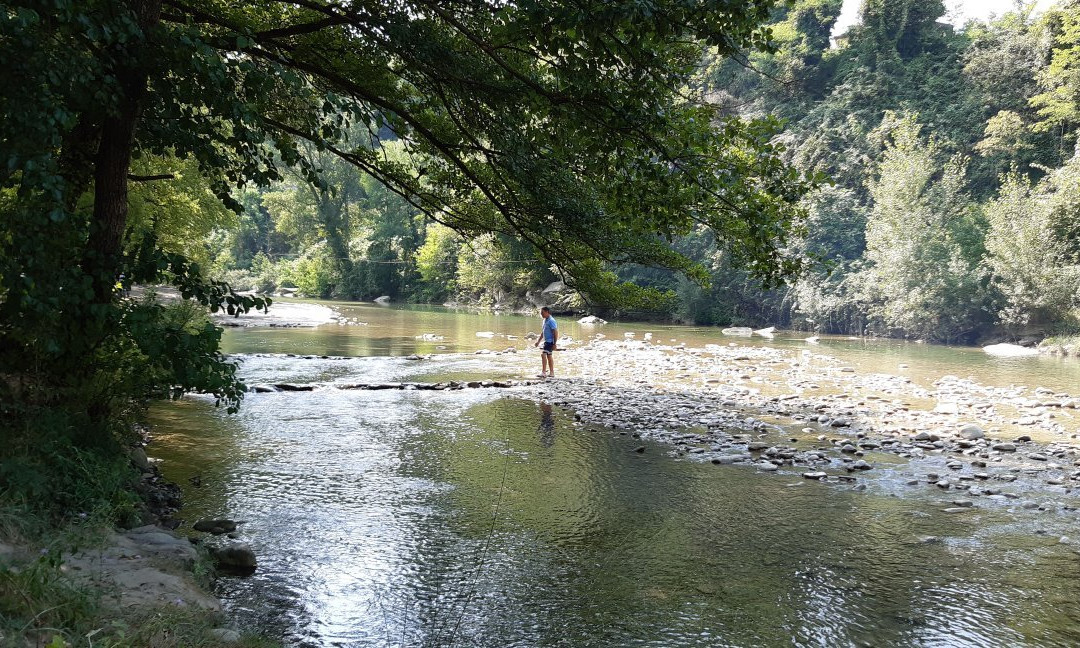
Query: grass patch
88 609 278 648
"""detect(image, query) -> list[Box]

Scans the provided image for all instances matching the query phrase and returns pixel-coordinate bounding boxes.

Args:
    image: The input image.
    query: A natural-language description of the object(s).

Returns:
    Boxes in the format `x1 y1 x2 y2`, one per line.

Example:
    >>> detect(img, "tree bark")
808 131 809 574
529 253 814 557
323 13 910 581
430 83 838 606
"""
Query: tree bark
84 0 161 302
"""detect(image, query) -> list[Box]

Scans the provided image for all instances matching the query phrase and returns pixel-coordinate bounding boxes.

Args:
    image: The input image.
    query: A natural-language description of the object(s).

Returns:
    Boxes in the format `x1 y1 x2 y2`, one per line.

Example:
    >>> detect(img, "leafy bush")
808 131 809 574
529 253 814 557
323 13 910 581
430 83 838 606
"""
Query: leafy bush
278 244 338 298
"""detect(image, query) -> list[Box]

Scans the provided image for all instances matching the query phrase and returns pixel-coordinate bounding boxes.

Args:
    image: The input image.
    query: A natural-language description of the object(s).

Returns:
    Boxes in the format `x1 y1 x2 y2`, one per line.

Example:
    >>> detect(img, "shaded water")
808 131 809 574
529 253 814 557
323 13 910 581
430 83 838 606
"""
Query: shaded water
150 303 1080 647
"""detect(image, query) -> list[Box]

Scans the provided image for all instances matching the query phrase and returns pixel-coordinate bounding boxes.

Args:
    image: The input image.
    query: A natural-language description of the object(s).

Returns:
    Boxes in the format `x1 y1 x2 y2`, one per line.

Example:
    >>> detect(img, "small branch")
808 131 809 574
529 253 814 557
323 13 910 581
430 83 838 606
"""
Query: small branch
127 173 175 182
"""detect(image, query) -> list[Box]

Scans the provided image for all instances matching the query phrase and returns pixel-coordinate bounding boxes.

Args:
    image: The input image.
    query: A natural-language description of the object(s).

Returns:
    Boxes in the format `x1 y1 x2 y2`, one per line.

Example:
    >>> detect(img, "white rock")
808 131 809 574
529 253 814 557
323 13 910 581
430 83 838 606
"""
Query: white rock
753 326 776 337
475 331 496 338
933 402 960 415
983 343 1038 357
577 315 607 325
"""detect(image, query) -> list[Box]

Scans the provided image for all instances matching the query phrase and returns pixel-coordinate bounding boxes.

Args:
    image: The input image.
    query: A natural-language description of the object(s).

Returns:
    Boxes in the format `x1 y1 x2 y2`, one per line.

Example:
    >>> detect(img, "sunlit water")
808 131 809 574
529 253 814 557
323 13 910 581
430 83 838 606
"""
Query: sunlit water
149 302 1080 647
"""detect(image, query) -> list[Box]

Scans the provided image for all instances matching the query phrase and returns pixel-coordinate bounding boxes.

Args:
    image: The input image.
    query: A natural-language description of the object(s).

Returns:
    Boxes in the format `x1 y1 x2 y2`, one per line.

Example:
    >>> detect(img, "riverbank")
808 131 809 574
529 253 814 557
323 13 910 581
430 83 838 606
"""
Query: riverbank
0 430 273 646
524 336 1080 523
1039 334 1080 357
0 516 273 647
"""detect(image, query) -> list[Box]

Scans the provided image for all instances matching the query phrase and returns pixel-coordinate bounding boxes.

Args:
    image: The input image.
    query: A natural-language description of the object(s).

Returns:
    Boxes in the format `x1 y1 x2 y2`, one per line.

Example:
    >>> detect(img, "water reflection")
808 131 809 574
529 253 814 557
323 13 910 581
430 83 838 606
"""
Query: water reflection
537 403 556 448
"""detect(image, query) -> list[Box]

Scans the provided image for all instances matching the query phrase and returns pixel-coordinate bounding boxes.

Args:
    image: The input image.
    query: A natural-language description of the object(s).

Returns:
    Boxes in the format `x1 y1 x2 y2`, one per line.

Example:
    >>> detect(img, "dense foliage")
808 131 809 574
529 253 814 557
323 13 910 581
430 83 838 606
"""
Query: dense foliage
668 0 1080 341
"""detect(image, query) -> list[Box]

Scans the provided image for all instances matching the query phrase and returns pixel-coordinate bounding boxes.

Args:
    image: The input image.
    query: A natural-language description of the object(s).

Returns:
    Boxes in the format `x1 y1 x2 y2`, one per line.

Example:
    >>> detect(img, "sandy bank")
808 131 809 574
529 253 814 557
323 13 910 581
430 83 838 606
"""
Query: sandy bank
131 285 339 327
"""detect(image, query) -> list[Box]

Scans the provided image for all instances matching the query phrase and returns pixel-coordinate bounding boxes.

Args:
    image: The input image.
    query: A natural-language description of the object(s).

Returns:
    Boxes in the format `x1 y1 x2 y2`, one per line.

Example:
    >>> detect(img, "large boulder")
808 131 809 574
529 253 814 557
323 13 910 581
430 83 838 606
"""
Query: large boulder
577 315 607 325
541 280 565 294
721 327 753 336
374 295 391 304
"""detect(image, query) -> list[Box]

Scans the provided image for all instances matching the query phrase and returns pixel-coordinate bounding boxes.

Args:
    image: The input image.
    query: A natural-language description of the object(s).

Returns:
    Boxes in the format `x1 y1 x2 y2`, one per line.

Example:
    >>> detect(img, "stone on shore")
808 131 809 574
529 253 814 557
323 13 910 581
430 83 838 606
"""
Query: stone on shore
130 447 152 472
64 526 219 611
959 424 984 440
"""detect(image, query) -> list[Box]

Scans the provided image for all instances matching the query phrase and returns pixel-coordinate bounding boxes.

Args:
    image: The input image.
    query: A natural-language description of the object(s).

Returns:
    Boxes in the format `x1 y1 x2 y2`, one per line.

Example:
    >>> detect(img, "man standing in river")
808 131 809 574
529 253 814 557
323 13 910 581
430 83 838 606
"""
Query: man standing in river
534 306 558 378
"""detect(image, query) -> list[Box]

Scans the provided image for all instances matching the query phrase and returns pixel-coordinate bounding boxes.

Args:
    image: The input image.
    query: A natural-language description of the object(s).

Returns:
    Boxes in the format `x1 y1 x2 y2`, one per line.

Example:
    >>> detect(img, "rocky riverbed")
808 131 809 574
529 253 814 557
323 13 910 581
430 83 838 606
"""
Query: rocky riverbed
519 337 1080 524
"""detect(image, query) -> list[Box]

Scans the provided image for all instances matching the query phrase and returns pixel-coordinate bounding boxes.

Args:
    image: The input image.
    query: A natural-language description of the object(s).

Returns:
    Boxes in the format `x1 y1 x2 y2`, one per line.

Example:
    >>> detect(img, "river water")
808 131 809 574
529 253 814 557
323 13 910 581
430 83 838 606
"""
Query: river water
149 302 1080 647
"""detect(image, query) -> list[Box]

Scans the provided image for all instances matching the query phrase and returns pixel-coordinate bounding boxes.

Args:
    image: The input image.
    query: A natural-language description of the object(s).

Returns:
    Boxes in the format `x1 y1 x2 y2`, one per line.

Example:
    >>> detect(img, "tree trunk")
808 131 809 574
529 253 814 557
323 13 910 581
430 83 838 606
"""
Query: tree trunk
84 0 161 302
58 117 101 212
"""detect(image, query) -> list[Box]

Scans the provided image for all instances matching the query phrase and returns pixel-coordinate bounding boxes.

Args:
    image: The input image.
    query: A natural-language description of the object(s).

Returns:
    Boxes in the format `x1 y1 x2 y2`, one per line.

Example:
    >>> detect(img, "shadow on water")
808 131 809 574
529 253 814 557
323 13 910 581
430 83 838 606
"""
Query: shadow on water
152 373 1080 647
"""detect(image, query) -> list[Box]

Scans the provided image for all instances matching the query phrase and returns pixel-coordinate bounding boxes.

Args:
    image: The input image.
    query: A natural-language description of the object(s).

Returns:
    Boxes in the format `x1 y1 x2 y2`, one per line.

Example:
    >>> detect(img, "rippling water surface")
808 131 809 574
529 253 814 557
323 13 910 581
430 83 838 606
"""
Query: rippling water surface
149 303 1080 647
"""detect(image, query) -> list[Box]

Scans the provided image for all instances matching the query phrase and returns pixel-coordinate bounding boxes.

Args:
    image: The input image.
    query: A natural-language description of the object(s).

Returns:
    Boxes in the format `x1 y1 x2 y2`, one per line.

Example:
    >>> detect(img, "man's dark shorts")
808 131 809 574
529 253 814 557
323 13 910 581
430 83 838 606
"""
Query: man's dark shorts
542 342 555 355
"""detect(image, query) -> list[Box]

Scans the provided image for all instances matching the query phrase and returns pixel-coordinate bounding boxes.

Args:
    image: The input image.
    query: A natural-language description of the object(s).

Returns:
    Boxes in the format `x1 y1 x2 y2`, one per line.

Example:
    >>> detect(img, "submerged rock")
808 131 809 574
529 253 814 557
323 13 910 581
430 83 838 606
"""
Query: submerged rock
194 519 238 535
212 543 257 574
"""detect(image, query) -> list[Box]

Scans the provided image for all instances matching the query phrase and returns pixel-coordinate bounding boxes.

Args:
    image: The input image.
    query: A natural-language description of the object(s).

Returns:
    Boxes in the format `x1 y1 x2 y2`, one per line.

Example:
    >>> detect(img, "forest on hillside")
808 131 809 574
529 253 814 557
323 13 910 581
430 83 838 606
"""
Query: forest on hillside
191 0 1080 343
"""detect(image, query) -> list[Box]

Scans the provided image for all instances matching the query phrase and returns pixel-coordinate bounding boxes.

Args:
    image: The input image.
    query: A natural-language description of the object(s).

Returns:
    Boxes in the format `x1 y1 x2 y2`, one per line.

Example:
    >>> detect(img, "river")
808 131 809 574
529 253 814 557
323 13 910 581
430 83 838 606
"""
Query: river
149 302 1080 647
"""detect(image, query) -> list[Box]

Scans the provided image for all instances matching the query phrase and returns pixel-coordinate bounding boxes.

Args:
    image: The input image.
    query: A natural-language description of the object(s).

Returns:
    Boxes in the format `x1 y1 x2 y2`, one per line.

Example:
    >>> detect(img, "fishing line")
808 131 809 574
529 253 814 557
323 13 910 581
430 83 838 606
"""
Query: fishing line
439 407 514 648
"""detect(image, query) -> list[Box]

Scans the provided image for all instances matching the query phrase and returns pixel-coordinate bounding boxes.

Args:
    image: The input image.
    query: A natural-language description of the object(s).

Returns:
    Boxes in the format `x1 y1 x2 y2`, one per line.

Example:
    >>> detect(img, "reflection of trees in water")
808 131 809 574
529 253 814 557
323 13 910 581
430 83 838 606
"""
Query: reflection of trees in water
538 402 555 447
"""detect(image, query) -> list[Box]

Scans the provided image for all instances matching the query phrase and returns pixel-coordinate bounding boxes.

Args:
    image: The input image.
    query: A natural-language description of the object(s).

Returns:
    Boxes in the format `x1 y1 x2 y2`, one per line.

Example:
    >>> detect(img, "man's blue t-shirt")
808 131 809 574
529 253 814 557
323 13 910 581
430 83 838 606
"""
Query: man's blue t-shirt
542 316 558 343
